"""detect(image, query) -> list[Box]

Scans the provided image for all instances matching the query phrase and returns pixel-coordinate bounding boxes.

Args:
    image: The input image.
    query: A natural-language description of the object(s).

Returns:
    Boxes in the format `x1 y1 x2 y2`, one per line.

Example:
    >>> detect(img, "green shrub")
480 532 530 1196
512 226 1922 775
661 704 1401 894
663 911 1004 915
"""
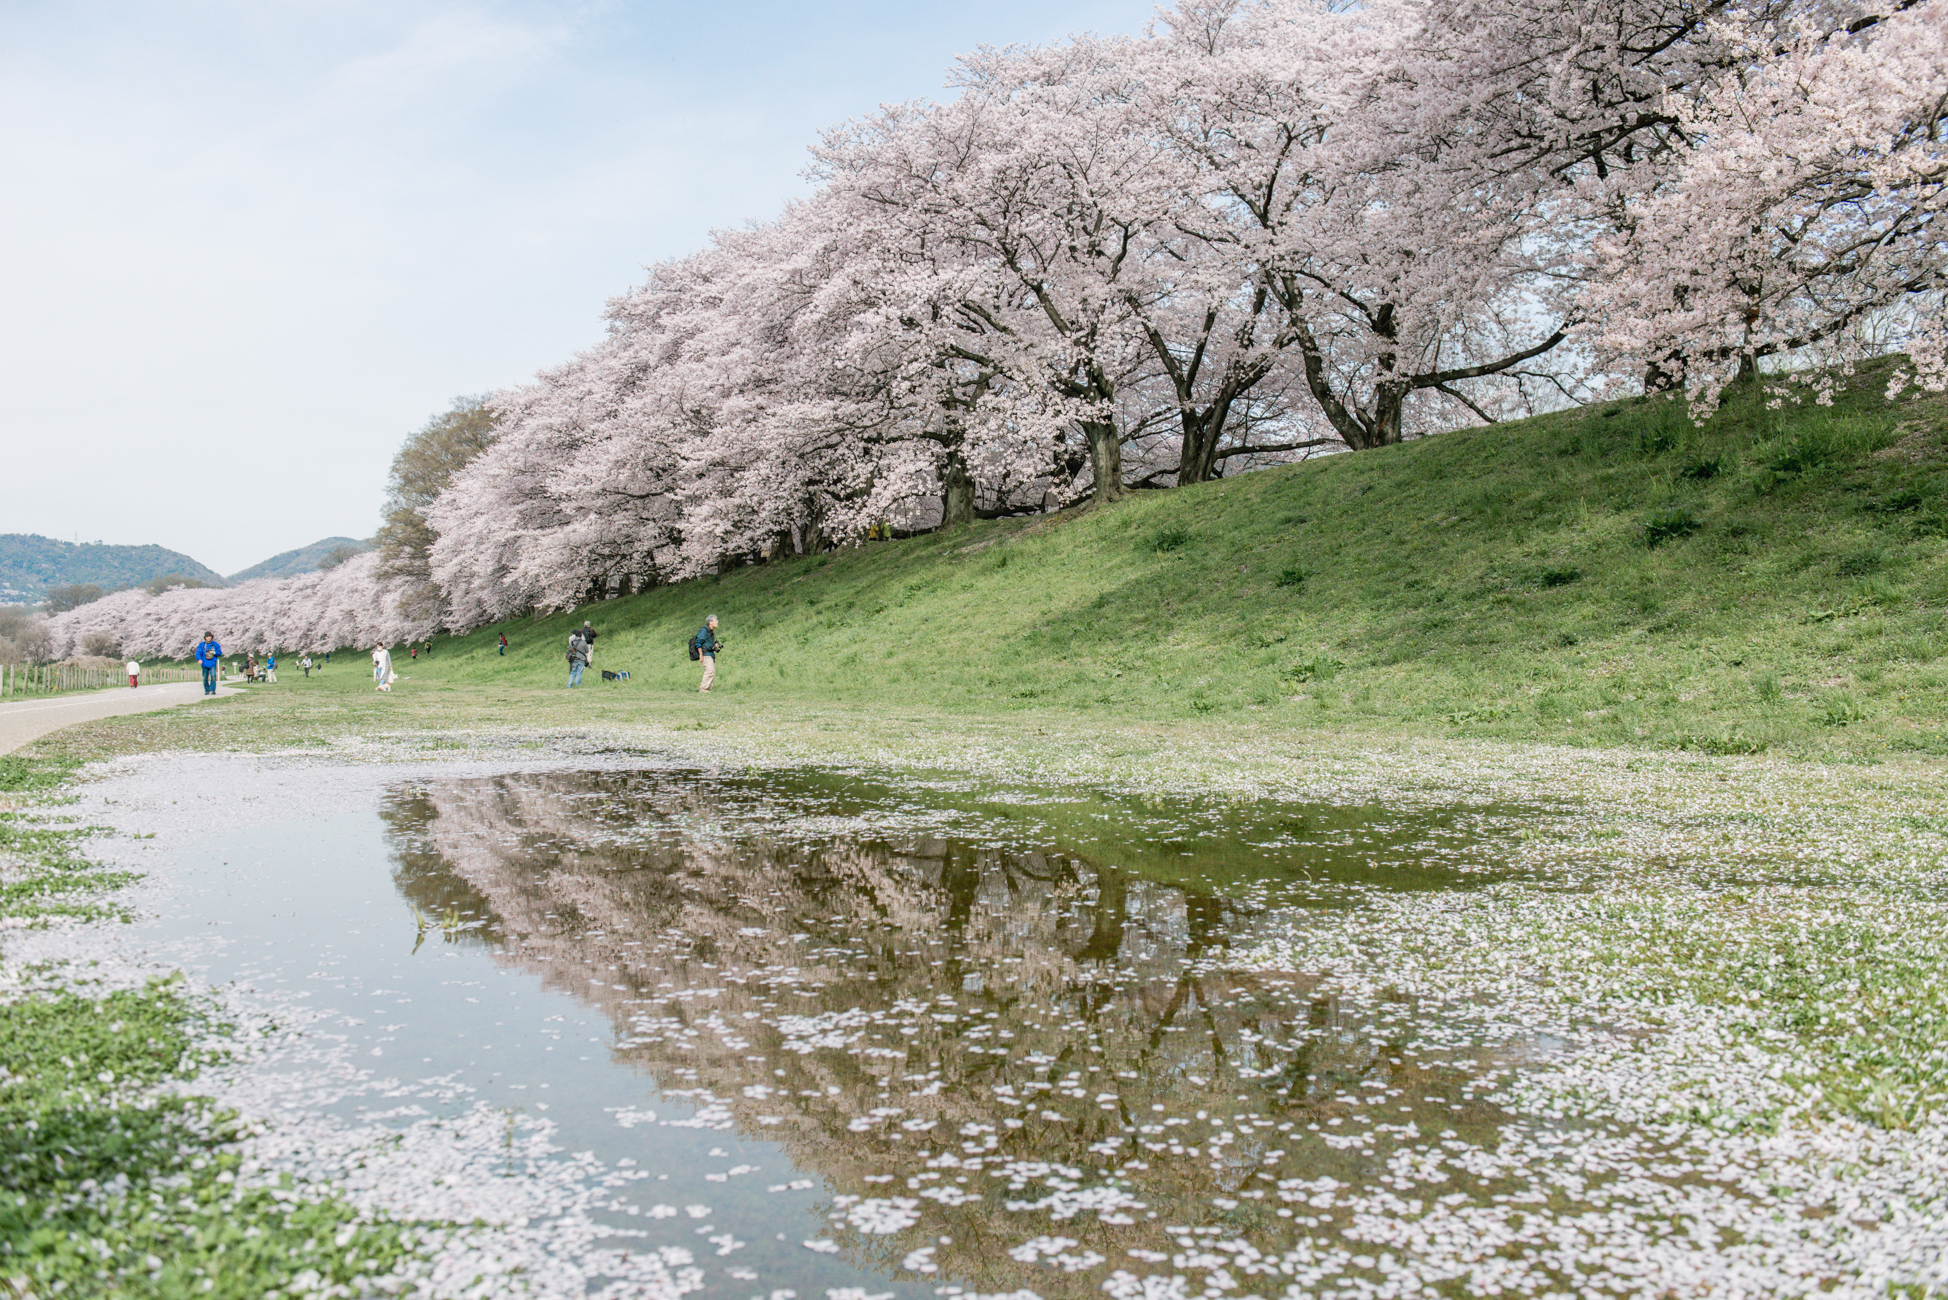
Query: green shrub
1680 730 1769 755
1868 488 1925 514
1444 703 1508 724
1678 454 1723 480
1644 508 1702 548
1275 567 1309 588
1766 431 1840 476
1637 427 1678 456
1150 526 1192 553
1282 654 1344 683
1817 692 1868 726
1836 549 1884 577
1892 637 1938 664
1853 575 1906 606
1539 566 1582 587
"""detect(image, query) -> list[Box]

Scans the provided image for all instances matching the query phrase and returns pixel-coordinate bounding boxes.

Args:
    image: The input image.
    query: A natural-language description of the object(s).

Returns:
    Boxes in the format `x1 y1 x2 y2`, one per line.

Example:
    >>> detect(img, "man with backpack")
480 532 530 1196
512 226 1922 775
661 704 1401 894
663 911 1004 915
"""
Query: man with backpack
566 628 589 688
689 615 722 693
195 631 222 696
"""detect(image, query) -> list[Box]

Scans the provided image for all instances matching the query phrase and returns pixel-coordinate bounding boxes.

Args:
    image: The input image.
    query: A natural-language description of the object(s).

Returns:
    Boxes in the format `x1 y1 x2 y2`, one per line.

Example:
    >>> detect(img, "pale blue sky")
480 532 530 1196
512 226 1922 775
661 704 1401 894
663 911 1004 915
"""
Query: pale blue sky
0 1 1156 576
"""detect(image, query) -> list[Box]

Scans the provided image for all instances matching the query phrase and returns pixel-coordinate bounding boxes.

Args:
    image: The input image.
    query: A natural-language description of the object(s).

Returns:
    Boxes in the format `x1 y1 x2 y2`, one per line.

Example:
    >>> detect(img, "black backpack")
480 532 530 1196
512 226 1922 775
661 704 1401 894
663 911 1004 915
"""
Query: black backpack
687 632 701 661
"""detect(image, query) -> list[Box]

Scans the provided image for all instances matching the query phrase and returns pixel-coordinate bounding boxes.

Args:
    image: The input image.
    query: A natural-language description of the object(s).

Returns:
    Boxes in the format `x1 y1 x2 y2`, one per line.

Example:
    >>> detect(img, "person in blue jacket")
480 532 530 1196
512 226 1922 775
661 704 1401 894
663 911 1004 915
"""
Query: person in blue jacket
195 631 222 696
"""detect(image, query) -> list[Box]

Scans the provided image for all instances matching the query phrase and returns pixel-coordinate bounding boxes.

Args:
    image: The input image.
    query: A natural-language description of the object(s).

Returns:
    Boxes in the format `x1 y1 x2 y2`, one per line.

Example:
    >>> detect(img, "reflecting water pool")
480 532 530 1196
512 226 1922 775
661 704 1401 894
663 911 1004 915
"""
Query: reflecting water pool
118 758 1911 1299
122 764 1569 1298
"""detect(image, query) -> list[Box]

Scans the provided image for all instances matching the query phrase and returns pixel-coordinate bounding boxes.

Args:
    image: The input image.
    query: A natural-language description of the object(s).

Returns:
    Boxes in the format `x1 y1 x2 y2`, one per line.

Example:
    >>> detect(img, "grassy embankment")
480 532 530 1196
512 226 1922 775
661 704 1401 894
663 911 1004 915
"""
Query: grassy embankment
351 358 1945 757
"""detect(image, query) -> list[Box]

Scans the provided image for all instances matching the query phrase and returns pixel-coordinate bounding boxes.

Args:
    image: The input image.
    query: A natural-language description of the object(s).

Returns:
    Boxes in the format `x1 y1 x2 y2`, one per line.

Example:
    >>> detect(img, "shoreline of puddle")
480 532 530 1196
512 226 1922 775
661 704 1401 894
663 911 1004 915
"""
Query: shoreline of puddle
9 752 1722 1299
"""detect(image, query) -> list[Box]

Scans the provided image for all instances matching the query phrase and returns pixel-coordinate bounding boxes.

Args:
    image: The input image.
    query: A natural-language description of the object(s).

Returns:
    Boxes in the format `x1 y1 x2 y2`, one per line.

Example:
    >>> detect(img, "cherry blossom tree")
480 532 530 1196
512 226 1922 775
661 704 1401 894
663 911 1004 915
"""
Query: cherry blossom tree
72 0 1940 649
1572 0 1947 406
44 553 431 661
817 39 1192 504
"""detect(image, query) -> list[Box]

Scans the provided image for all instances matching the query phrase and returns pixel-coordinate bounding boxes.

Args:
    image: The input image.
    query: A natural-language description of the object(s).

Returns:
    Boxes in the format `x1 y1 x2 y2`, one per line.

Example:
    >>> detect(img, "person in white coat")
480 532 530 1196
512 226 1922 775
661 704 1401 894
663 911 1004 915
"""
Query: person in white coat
373 643 394 692
125 659 140 688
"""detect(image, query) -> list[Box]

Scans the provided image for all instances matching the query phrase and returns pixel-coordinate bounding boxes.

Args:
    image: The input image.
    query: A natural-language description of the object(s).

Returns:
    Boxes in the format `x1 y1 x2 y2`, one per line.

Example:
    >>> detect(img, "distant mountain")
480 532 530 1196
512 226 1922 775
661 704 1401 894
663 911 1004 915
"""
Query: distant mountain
0 534 223 606
225 537 370 584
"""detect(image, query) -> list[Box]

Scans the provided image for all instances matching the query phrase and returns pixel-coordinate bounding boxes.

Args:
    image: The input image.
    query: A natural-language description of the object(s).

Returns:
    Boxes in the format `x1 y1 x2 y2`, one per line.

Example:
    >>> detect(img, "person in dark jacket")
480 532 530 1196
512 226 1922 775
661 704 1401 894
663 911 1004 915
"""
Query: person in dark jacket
195 632 222 696
579 620 598 666
692 615 722 693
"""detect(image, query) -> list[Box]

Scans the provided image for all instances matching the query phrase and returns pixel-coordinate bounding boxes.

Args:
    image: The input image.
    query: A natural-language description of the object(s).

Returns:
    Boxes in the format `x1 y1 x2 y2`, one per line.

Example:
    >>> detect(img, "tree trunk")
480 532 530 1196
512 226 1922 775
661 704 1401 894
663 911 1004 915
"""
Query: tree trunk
941 450 974 528
1177 409 1220 486
1644 352 1686 393
1081 420 1125 504
1371 384 1406 447
1078 863 1128 962
799 506 829 555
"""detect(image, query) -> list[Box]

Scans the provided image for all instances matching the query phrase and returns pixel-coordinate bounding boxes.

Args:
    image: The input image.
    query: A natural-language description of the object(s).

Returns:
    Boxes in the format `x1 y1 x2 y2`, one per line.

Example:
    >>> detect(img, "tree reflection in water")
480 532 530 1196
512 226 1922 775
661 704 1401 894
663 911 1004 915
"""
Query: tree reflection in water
383 768 1531 1298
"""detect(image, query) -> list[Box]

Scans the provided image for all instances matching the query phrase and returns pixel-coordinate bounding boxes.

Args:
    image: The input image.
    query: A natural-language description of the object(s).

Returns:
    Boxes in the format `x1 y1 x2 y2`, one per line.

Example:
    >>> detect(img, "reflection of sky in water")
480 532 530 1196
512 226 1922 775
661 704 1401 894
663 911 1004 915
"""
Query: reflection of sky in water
145 765 1550 1298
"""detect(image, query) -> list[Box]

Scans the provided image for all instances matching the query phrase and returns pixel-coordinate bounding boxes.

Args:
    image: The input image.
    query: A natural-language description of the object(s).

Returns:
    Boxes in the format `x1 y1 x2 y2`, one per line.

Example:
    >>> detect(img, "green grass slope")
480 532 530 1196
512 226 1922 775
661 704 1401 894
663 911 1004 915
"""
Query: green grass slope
407 359 1948 757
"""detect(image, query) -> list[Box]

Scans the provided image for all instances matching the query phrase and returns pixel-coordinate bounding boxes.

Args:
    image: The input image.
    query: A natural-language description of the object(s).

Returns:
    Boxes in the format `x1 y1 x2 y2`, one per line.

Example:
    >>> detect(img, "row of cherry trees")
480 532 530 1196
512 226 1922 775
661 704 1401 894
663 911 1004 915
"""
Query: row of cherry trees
44 553 427 661
47 0 1947 656
426 0 1945 619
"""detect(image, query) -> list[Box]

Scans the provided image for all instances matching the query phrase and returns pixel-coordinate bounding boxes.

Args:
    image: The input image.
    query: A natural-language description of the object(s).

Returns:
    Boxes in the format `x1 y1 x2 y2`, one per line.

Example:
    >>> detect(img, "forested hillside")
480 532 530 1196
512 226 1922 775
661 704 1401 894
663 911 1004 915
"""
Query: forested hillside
0 535 221 606
226 537 368 584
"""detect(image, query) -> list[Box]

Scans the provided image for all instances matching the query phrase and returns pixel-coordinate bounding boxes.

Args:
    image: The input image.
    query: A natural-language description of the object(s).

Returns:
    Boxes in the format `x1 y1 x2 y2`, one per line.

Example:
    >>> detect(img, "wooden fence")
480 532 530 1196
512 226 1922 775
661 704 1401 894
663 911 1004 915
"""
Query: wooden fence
0 664 199 698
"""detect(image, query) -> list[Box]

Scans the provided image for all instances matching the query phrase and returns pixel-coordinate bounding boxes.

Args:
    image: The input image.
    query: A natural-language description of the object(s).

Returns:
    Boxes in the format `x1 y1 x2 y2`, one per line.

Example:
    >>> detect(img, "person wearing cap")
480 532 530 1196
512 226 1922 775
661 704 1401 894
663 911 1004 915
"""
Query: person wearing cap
194 632 222 696
691 615 722 693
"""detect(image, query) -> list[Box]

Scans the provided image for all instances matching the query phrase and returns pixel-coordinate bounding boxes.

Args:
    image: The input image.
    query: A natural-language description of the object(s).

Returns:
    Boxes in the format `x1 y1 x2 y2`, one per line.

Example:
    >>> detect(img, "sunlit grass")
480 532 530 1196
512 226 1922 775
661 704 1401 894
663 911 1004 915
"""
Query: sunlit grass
242 358 1948 759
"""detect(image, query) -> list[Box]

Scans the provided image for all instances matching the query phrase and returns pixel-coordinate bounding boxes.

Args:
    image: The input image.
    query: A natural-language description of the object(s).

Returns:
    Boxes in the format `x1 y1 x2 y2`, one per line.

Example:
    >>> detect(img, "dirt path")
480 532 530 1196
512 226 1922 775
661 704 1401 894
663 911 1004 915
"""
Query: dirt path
0 680 238 755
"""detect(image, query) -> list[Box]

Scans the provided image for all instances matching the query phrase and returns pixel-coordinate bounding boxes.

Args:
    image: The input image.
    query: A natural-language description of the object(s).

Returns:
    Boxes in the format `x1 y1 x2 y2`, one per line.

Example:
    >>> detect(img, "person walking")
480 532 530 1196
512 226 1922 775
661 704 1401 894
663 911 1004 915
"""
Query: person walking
566 628 588 688
579 620 598 667
410 644 418 661
264 653 278 683
691 615 723 693
195 633 222 696
373 643 393 692
125 658 140 689
300 655 313 679
497 633 507 656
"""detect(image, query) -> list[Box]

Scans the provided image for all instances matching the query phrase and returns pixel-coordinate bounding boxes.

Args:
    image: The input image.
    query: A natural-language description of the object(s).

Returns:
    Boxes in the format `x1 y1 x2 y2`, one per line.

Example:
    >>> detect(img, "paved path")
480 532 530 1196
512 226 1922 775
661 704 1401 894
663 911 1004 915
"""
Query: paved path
0 680 239 755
